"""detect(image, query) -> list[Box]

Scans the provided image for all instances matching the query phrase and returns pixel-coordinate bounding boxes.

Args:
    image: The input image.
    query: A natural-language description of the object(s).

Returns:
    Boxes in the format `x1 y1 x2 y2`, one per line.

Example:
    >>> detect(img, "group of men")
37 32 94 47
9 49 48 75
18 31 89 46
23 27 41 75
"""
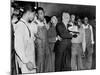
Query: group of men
11 4 94 74
55 14 94 71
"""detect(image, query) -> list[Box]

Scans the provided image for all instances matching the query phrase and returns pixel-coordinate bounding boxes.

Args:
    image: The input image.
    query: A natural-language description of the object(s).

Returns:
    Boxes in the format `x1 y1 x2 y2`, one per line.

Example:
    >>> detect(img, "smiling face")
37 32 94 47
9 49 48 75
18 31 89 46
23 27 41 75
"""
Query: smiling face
27 11 36 22
37 10 45 21
77 19 82 26
62 12 70 24
84 17 88 25
30 11 36 21
51 16 58 27
71 14 75 22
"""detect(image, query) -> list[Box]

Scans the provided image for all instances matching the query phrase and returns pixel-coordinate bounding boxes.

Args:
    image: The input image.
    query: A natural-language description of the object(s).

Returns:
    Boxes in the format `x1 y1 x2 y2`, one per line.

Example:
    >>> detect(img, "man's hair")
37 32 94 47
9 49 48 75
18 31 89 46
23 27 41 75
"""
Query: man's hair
23 5 36 14
36 7 44 13
71 14 75 17
84 17 88 20
44 16 51 24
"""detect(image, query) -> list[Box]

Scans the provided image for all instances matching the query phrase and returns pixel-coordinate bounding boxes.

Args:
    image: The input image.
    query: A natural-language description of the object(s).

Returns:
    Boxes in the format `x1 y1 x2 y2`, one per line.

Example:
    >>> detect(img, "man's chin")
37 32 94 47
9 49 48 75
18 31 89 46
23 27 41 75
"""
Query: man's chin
28 20 32 23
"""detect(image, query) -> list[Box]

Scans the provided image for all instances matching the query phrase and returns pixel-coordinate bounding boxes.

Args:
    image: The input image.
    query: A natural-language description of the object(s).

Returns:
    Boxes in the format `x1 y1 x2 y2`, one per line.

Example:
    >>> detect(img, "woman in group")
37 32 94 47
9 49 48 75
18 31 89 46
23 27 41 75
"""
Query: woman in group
42 16 56 72
47 16 58 72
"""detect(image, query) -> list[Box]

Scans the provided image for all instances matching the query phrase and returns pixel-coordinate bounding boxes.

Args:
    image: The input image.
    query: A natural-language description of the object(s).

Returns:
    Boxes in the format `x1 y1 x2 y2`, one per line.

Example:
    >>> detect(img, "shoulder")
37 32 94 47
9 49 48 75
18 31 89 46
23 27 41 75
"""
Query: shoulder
16 21 25 27
31 21 38 27
15 21 26 32
56 22 63 28
81 24 84 28
80 27 85 33
34 21 38 25
56 24 61 31
89 24 93 29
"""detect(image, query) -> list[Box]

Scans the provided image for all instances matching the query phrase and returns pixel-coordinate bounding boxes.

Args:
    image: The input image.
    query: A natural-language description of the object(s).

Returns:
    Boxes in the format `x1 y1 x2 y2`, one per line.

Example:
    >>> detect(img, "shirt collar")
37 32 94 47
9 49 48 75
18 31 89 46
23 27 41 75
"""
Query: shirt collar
20 18 26 23
20 18 29 26
83 24 89 29
36 19 44 27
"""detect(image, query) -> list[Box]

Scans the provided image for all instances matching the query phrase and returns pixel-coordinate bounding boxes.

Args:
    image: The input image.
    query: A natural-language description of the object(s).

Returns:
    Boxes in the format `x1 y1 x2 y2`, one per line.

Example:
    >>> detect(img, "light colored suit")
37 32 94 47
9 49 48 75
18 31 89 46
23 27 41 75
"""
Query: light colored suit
14 18 37 74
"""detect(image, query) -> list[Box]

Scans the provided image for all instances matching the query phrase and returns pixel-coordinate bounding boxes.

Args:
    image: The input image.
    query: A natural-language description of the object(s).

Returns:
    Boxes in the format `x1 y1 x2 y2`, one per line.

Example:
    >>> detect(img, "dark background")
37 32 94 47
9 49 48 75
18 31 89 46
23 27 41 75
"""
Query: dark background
38 2 96 20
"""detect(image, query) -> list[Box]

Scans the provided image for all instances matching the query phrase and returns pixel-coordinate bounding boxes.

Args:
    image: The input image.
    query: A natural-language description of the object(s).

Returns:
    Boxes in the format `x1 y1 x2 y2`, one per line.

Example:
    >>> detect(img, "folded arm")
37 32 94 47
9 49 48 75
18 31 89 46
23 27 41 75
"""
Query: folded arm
56 24 73 39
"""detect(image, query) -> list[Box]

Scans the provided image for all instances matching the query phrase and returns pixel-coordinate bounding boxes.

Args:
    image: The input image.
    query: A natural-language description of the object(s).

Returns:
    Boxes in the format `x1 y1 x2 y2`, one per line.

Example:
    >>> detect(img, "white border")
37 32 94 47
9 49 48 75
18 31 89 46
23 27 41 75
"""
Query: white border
0 0 98 75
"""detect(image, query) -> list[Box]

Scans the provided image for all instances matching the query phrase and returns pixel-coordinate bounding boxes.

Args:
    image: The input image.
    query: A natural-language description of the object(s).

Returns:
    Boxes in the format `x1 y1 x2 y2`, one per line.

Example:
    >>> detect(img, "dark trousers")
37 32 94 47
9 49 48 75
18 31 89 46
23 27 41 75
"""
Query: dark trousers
55 39 72 72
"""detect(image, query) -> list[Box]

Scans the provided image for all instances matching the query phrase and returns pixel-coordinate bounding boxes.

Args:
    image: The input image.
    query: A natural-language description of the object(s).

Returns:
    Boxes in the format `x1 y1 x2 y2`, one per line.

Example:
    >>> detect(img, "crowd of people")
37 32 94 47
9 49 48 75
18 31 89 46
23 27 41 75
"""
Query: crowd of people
11 3 95 74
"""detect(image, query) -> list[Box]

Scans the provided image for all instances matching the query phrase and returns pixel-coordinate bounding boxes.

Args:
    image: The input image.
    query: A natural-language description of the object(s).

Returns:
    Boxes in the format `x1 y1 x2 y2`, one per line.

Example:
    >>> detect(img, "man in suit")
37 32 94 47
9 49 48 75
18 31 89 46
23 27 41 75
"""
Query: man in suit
55 12 77 71
14 6 37 74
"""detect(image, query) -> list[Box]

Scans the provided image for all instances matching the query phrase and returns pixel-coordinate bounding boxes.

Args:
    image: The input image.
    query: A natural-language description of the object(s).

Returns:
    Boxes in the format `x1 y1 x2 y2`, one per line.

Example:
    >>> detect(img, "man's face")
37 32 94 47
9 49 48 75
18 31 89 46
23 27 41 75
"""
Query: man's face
28 11 36 21
84 17 88 25
51 16 58 27
77 19 81 26
37 10 44 21
71 15 75 22
62 12 70 23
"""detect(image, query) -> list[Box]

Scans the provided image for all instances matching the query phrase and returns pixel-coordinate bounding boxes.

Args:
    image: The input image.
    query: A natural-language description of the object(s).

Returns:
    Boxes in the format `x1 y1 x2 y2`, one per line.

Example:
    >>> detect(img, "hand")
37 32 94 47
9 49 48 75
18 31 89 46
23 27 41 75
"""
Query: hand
57 36 62 41
70 32 74 35
73 34 77 38
81 52 85 57
26 62 35 71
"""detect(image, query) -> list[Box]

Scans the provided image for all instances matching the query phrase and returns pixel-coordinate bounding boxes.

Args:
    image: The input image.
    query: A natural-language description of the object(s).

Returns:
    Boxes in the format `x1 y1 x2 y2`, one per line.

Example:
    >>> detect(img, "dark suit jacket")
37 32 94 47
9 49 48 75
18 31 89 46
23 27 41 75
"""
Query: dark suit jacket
56 22 73 39
54 22 73 53
55 22 73 71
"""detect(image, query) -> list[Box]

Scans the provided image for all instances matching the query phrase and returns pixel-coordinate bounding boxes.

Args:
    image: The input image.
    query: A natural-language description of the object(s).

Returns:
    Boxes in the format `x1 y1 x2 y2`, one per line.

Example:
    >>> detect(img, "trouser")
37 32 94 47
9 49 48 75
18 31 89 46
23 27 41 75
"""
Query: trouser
85 43 93 69
55 40 71 72
71 43 83 70
49 43 55 72
20 63 36 74
11 49 17 75
36 39 45 73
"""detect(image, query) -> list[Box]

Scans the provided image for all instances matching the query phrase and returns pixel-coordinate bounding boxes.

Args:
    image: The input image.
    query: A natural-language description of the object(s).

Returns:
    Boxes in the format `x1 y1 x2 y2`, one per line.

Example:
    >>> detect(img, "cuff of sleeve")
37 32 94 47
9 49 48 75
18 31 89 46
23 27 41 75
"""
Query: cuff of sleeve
56 37 58 41
91 41 94 44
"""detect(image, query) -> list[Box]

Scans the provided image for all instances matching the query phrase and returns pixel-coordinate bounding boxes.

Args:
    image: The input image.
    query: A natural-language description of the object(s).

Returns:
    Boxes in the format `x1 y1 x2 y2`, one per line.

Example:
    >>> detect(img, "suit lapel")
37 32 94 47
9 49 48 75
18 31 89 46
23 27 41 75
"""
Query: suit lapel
62 22 67 30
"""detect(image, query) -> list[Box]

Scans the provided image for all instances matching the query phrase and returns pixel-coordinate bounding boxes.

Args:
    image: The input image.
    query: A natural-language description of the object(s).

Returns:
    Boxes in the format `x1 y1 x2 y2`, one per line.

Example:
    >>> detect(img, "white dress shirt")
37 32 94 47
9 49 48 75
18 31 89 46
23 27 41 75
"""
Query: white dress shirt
14 18 37 73
14 18 37 64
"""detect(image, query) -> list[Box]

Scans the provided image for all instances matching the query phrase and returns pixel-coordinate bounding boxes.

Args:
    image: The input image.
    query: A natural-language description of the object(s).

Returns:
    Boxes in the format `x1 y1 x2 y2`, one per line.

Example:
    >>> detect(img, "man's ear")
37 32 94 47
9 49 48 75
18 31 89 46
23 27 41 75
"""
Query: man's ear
35 14 38 19
43 10 45 16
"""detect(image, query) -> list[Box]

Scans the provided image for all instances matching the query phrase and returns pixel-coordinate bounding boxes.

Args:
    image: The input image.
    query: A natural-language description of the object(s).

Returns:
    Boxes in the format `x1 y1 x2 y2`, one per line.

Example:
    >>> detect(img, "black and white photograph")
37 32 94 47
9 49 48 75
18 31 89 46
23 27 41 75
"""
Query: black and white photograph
11 0 96 74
